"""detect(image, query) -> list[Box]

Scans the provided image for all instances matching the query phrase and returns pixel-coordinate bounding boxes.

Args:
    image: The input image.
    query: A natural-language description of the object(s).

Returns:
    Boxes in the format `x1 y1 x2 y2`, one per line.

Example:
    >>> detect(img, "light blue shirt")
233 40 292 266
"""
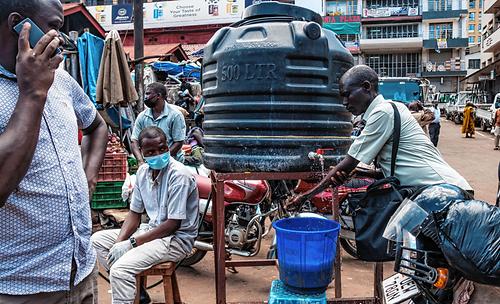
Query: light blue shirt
432 107 441 124
130 159 199 252
131 102 186 162
0 67 97 294
348 95 472 190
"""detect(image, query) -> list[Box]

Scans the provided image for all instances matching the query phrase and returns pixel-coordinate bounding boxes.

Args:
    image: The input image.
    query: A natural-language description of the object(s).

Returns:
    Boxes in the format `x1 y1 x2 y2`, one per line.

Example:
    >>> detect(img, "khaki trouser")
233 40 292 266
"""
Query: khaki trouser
0 262 98 304
91 225 188 304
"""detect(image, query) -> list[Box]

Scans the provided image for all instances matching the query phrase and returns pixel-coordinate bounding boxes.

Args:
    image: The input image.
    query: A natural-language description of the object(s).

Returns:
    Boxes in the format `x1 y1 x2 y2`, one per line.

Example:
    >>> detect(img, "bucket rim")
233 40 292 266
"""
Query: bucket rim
272 217 340 234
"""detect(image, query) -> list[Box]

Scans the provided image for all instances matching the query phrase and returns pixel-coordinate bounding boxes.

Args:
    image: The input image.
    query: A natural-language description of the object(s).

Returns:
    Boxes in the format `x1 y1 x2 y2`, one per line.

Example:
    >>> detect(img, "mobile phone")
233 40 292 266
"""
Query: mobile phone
13 18 62 55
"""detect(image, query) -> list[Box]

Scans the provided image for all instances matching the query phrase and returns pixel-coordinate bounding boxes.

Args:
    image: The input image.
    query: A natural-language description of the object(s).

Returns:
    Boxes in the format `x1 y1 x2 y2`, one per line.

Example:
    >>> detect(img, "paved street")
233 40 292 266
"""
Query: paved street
96 120 500 303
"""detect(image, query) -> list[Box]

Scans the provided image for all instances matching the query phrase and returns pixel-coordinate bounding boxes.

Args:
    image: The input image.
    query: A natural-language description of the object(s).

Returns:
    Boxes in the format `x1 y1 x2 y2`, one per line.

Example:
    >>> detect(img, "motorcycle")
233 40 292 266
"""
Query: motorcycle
181 173 278 266
382 184 500 304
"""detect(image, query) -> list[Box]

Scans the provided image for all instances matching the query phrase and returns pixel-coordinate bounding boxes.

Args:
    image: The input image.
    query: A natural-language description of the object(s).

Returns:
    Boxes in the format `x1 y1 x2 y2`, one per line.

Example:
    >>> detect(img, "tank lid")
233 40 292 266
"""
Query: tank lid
243 2 323 25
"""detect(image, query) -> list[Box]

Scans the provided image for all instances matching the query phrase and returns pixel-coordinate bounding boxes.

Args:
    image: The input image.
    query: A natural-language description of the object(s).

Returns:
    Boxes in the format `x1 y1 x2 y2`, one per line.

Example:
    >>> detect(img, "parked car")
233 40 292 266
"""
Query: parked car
477 93 500 131
444 93 458 120
445 91 489 124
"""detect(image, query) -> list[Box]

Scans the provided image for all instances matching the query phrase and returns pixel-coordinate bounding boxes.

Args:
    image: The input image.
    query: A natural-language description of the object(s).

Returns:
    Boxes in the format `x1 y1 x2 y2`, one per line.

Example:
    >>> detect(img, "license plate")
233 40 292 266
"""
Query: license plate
382 273 420 304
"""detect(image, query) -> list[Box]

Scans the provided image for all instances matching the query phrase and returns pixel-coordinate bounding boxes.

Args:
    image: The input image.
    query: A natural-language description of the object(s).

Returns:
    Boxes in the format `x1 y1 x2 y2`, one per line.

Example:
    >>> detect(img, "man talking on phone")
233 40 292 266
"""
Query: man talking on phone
0 1 108 303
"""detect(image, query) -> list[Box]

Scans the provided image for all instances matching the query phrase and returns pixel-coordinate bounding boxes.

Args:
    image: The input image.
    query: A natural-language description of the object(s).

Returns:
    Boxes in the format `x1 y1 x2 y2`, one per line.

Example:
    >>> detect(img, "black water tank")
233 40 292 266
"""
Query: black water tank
202 2 354 172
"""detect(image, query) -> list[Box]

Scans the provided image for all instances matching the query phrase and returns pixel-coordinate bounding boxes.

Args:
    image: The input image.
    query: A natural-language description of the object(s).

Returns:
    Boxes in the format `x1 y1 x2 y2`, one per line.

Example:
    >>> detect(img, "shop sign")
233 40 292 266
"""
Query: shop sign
363 6 419 18
344 41 360 53
437 38 447 49
93 6 107 23
87 0 246 30
323 15 361 23
111 4 133 24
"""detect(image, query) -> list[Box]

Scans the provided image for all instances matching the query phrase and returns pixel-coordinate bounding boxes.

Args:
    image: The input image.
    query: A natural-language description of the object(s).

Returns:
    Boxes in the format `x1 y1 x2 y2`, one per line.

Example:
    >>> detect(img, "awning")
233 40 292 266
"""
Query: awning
462 58 500 84
323 22 361 35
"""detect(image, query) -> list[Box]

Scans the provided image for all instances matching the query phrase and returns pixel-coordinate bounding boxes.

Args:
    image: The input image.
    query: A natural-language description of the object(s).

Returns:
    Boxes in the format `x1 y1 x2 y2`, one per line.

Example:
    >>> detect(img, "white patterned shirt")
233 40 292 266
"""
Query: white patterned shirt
0 66 97 294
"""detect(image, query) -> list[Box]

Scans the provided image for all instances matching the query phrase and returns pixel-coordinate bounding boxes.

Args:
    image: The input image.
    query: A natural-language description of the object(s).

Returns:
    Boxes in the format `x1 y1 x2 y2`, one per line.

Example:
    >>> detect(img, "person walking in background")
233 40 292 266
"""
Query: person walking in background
494 106 500 150
461 102 476 138
429 103 441 147
408 101 434 137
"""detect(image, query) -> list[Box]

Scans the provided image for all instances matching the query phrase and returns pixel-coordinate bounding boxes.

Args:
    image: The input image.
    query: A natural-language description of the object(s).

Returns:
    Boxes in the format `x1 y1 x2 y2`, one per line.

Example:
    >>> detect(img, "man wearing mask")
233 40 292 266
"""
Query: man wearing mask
131 82 186 164
92 126 199 304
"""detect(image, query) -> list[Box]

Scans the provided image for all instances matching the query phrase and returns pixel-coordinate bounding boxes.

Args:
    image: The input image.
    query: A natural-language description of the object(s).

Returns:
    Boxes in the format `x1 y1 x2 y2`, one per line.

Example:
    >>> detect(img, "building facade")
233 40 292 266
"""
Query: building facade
468 0 483 45
359 0 422 78
462 0 500 100
79 0 472 93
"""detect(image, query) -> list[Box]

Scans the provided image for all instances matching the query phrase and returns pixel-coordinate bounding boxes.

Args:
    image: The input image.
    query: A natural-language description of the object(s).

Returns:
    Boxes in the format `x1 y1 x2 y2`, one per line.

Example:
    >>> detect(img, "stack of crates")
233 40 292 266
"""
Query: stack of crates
91 152 128 210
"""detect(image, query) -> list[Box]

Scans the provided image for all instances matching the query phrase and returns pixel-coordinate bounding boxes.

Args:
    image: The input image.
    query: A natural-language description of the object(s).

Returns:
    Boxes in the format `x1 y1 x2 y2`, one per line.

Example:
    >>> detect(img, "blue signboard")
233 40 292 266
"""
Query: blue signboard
112 4 133 24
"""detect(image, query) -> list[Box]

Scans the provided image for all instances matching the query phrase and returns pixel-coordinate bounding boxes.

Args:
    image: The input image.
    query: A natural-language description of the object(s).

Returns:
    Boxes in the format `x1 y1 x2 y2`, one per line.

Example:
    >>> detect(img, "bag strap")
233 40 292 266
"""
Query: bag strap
389 102 401 177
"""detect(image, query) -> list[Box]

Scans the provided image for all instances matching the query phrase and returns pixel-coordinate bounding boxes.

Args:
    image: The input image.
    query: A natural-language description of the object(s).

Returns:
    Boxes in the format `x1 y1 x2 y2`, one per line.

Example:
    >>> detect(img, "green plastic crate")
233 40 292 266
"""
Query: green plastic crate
91 181 127 209
128 157 139 175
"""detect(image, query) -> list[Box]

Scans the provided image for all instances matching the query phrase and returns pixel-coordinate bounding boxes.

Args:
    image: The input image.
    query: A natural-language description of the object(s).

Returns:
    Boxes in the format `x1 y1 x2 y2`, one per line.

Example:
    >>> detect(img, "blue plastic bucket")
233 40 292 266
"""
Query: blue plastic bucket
273 217 340 294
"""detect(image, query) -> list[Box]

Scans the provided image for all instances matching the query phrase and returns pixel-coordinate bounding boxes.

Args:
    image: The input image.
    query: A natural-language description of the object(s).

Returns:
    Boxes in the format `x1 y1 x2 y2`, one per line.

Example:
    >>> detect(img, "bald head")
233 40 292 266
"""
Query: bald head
340 65 379 93
339 65 380 116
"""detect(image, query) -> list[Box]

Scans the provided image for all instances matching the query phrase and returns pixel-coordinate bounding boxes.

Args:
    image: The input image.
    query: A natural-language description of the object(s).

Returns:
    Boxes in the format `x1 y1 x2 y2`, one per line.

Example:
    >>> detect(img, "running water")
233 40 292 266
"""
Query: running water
319 156 326 178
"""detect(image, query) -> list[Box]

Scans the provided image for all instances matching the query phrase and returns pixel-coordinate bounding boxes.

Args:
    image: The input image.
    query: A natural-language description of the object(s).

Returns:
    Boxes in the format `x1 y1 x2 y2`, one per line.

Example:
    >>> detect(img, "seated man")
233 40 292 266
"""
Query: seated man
92 126 199 304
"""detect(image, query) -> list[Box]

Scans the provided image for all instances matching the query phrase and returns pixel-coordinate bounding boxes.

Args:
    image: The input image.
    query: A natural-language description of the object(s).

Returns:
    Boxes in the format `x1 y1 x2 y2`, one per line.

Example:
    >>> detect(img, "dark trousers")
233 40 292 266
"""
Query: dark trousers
429 122 440 147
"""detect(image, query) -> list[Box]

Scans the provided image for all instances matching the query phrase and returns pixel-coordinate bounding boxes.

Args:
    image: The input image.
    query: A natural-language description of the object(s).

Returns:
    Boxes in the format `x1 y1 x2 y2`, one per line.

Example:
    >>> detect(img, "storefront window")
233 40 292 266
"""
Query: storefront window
366 53 421 77
366 24 419 39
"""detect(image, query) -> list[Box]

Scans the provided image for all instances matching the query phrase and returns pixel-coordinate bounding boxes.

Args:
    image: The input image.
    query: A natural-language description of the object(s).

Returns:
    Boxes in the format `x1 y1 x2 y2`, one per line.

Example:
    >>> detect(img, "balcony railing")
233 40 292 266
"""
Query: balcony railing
423 60 466 72
363 6 420 18
365 31 420 39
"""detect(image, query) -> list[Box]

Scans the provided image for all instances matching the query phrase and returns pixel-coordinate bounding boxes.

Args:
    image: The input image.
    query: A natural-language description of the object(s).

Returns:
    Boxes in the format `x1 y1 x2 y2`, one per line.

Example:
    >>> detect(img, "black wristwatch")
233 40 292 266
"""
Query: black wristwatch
129 236 138 248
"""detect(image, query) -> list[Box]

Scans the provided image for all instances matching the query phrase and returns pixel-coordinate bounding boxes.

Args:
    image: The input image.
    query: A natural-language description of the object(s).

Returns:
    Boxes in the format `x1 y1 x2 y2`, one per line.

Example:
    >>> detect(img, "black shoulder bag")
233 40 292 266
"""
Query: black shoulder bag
349 103 419 262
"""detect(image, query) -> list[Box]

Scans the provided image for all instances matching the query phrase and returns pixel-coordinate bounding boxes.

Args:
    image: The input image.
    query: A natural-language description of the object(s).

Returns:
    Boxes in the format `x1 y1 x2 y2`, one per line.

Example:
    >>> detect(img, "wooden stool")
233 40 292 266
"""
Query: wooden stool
134 262 181 304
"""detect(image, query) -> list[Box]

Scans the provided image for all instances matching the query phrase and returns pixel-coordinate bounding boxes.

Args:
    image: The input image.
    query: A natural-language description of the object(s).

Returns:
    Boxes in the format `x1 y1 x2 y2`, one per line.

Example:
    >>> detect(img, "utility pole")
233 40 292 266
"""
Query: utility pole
134 0 144 112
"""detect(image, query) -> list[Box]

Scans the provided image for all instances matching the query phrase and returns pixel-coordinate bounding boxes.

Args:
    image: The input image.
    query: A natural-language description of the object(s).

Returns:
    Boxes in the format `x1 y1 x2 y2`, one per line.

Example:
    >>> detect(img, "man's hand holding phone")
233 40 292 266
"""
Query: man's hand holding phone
15 21 63 102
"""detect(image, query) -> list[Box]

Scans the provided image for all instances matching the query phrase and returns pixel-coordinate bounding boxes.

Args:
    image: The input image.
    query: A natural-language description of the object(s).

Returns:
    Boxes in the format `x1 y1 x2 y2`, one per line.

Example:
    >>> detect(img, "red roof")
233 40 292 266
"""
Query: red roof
63 3 106 38
123 43 189 62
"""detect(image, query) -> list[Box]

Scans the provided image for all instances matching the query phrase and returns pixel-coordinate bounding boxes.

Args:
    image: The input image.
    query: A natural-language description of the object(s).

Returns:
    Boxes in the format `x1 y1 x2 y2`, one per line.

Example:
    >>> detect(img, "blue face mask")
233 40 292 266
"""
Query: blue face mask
144 151 171 170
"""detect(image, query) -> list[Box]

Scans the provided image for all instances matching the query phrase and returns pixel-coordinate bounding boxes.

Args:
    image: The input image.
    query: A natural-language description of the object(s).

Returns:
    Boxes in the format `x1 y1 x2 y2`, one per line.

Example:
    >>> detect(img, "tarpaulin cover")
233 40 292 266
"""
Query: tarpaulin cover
323 22 361 35
151 61 201 79
439 200 500 286
77 32 104 107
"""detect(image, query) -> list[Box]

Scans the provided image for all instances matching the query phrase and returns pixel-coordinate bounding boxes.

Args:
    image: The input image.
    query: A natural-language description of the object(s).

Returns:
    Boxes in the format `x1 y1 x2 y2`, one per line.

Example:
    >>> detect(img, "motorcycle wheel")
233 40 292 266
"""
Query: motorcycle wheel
340 238 359 259
180 248 207 267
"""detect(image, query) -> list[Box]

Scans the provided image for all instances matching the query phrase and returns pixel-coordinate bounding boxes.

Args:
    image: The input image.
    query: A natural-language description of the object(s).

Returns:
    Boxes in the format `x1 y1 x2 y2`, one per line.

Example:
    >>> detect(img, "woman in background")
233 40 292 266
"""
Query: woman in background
461 102 476 138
